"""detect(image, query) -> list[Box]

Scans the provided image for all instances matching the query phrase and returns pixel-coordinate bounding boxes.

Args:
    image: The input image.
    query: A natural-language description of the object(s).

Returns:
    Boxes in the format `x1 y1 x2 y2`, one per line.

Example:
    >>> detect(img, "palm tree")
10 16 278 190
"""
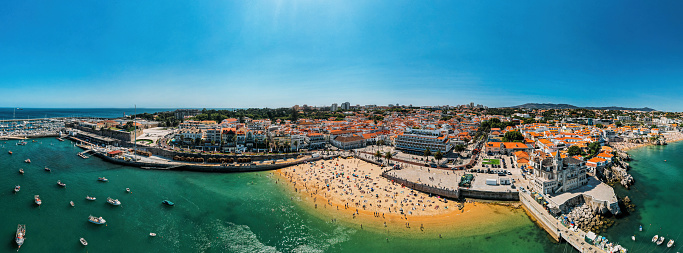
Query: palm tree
423 148 431 161
375 150 382 161
434 150 443 165
384 151 392 165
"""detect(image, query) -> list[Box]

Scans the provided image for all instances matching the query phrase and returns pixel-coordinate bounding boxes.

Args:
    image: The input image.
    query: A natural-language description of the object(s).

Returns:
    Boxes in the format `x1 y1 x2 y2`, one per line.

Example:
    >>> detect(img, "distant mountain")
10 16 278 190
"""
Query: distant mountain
507 103 656 112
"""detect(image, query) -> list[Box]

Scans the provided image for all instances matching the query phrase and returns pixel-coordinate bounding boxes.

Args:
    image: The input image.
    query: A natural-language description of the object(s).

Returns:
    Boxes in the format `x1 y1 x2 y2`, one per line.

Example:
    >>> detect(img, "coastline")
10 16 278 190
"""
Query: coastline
273 158 529 238
611 132 683 152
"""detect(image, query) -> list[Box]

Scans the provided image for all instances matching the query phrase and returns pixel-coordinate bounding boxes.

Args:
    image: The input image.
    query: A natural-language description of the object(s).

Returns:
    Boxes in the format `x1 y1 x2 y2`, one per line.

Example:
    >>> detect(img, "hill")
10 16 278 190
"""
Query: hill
507 103 656 112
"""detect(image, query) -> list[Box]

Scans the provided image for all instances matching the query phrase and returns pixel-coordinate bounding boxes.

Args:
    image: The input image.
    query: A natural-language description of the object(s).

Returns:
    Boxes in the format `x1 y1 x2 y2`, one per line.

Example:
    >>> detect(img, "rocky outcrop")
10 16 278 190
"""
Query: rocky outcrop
600 165 635 189
653 138 668 145
616 151 631 161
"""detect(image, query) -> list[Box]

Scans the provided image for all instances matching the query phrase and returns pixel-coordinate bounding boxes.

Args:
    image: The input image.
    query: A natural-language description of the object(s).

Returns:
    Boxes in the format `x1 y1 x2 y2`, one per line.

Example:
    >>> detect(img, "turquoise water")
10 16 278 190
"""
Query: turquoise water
601 141 683 252
1 138 564 252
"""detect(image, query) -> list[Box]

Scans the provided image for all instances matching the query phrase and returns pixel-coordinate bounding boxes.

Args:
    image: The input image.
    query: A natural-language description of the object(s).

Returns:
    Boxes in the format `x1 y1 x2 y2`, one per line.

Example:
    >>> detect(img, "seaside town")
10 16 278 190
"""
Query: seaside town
3 103 683 253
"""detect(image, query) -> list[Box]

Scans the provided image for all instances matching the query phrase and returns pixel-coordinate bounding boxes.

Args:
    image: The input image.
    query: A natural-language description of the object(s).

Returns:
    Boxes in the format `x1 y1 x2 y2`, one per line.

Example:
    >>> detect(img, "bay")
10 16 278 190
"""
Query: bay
0 138 561 252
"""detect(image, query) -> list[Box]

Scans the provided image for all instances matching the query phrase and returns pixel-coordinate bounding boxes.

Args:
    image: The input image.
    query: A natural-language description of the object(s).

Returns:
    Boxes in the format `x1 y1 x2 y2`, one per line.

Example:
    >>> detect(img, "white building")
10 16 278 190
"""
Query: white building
394 128 451 153
531 153 588 195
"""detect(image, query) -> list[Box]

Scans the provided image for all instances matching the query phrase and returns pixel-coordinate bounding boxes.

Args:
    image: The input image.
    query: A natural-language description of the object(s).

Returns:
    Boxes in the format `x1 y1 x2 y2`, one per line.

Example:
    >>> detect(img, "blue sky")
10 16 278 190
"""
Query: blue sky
2 1 683 111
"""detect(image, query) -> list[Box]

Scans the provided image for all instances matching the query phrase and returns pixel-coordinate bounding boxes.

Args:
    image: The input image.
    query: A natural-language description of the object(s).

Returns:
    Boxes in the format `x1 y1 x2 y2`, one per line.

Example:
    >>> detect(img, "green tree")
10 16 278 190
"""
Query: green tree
503 131 524 142
384 151 392 164
423 148 432 158
290 108 299 122
454 144 466 152
434 151 443 164
375 150 382 160
587 142 601 157
615 121 623 127
568 145 583 156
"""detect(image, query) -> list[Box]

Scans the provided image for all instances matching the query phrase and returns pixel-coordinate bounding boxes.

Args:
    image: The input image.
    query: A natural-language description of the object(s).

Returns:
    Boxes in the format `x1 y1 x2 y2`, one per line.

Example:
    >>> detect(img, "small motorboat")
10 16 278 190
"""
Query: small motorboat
24 159 31 163
107 197 121 206
126 188 131 193
80 237 88 246
668 239 675 248
19 169 24 174
57 180 66 187
14 185 20 193
34 195 42 206
657 236 666 245
639 225 643 231
653 235 659 243
149 233 157 237
70 201 75 207
45 167 51 172
87 215 106 225
86 196 96 201
162 200 175 206
8 151 12 154
98 177 108 182
632 235 636 241
16 224 25 249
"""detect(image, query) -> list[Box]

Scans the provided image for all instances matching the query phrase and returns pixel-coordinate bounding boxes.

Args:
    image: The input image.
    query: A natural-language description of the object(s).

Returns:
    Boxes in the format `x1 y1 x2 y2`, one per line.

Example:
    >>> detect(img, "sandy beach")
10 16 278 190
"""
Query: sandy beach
610 131 683 152
275 157 527 236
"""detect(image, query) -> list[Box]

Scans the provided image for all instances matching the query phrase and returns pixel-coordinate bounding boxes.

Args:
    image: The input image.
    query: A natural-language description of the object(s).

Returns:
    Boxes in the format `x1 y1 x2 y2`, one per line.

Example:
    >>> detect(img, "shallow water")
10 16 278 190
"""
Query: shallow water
599 141 683 252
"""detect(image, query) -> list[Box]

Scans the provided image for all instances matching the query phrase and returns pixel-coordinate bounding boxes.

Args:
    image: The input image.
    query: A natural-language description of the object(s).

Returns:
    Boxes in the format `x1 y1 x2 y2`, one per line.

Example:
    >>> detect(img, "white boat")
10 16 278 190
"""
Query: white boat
44 167 51 172
149 233 157 237
107 197 121 206
98 177 108 182
34 195 41 205
87 215 106 225
86 196 96 201
24 159 31 163
18 169 24 174
639 225 642 231
70 201 75 207
653 235 659 243
14 185 20 193
668 239 675 248
126 188 131 193
657 236 665 245
16 224 25 248
632 235 636 241
57 180 66 187
80 237 88 246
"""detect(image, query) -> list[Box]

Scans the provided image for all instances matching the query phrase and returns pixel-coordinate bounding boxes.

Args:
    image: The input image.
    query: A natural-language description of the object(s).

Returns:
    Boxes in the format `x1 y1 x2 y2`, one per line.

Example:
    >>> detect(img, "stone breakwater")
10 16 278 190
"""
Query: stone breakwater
566 203 615 233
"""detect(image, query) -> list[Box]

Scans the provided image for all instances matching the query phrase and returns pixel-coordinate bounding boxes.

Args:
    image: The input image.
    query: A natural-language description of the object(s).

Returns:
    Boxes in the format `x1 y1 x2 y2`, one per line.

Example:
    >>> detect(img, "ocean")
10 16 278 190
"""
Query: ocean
0 108 174 120
0 138 564 252
598 141 683 252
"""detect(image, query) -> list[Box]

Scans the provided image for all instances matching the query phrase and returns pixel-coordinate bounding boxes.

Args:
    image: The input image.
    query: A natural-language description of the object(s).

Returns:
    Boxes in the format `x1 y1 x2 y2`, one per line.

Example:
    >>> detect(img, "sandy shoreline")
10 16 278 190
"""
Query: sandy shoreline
610 132 683 152
274 157 528 237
